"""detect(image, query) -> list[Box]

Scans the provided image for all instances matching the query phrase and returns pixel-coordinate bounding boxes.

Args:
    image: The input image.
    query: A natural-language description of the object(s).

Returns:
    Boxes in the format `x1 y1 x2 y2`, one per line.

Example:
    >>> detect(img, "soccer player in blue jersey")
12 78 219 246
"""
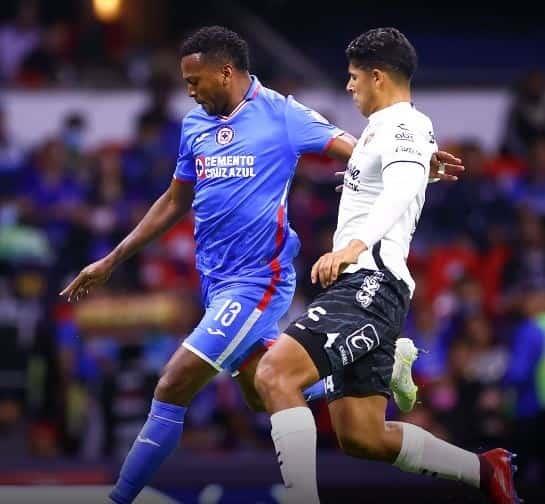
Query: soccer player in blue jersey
60 26 462 503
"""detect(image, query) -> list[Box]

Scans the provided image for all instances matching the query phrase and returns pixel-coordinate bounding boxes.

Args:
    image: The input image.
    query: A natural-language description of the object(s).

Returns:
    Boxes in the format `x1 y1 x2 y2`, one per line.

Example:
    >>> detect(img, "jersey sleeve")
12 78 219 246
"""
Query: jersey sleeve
284 96 343 155
380 120 437 174
172 121 196 182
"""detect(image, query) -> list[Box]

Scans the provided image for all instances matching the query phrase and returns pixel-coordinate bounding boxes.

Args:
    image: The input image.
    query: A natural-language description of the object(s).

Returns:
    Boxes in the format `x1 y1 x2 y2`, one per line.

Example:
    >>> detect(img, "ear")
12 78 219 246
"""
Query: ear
221 63 234 85
372 68 385 87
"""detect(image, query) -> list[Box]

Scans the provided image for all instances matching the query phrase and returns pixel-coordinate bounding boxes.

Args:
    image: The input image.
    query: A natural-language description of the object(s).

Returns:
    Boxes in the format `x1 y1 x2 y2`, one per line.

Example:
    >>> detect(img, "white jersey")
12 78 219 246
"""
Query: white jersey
333 101 437 296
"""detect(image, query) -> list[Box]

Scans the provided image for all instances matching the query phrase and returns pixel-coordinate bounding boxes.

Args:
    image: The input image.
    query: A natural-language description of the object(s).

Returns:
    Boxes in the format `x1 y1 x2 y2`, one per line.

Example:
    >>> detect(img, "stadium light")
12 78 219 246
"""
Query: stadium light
93 0 122 22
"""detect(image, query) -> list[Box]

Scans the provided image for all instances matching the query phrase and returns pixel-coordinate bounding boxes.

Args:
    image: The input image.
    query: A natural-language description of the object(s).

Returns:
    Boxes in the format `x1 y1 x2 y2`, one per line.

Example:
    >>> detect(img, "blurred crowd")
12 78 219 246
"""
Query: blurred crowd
0 0 184 90
2 15 545 488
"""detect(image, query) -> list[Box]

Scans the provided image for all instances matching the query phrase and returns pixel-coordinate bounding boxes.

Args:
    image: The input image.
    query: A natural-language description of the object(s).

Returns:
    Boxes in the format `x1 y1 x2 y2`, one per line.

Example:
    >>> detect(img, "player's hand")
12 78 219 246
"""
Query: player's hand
311 240 367 288
429 151 465 182
59 257 114 303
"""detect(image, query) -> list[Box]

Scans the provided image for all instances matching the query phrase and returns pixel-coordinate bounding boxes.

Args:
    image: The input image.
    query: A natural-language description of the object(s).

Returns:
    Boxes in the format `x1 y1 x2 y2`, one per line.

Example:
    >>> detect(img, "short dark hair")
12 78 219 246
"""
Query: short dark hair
180 26 250 71
346 27 417 81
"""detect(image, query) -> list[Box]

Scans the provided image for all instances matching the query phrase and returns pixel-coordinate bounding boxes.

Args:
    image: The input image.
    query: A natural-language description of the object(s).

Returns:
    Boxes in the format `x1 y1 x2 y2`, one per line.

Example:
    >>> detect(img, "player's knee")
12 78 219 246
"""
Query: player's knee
254 352 291 399
254 355 280 398
155 367 191 405
337 429 389 460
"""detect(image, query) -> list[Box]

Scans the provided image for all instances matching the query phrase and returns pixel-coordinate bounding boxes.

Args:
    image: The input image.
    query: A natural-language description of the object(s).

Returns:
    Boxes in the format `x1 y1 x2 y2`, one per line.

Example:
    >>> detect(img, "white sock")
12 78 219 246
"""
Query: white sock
393 422 480 488
270 407 320 504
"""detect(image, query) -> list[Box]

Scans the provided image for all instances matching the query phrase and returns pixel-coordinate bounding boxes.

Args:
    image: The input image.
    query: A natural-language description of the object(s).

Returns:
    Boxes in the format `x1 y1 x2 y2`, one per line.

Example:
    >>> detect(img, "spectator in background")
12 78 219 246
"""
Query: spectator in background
0 106 25 224
85 145 132 263
429 312 507 451
404 302 452 384
59 111 91 189
502 208 545 300
502 70 545 157
17 138 87 278
61 112 87 158
122 110 168 203
438 140 515 249
17 21 74 87
513 135 545 216
141 73 181 160
0 0 41 83
502 289 545 483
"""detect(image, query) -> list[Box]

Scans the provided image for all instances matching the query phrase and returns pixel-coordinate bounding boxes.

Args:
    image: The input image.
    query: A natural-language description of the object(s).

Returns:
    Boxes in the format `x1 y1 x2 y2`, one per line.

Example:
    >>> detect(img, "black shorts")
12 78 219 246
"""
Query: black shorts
285 268 410 402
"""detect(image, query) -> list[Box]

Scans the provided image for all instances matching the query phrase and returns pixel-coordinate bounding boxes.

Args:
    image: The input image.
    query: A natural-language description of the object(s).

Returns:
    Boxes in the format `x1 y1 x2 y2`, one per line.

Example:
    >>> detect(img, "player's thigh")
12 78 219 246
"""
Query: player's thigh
183 281 293 375
329 394 388 440
256 331 321 392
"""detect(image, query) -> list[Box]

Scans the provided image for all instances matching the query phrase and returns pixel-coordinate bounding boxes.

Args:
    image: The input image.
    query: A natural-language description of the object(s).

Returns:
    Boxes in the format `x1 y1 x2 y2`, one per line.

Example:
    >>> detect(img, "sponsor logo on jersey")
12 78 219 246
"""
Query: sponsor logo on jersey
195 155 256 180
395 123 414 142
395 145 422 156
395 131 414 142
216 126 234 145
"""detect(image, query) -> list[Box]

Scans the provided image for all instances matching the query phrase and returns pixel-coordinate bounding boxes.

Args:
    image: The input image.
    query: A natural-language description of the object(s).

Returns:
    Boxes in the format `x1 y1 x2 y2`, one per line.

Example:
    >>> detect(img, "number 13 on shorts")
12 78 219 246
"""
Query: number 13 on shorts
213 298 242 327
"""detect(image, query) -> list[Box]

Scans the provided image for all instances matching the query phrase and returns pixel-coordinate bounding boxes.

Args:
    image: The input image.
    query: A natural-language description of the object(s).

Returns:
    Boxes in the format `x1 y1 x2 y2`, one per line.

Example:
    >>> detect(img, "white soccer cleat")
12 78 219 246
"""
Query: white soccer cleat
390 337 419 413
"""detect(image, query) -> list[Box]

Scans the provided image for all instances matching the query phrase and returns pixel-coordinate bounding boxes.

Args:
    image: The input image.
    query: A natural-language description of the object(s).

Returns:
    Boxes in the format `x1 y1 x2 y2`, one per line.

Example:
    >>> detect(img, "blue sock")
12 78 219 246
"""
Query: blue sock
109 399 186 504
303 378 327 402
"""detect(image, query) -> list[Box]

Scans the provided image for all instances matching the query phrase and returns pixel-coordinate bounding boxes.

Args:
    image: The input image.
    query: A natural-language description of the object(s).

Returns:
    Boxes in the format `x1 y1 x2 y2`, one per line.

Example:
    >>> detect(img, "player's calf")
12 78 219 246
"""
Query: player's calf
110 347 216 503
337 426 398 461
255 334 323 504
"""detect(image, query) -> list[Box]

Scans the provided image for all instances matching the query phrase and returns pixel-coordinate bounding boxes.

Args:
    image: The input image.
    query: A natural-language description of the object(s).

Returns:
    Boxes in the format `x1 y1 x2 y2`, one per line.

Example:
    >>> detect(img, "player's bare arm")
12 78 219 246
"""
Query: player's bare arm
324 132 357 161
59 179 194 302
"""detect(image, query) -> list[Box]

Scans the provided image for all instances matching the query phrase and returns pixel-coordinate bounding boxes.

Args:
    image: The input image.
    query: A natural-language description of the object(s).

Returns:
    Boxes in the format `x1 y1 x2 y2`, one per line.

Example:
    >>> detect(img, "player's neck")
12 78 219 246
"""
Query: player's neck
370 88 411 115
223 73 252 116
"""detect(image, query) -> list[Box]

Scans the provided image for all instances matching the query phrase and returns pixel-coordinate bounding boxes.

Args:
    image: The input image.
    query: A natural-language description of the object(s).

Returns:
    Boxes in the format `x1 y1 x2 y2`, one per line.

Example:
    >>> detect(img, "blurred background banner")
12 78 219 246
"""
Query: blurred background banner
1 0 545 502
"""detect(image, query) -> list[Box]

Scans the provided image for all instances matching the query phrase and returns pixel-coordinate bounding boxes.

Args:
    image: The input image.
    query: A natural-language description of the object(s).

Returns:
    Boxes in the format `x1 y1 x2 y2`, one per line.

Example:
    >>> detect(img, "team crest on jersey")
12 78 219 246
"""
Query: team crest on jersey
216 126 234 145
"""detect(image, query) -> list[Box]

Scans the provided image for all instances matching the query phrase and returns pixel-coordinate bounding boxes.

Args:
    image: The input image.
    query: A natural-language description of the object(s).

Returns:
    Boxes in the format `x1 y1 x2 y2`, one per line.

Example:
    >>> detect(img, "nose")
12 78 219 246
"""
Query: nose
345 80 352 93
187 84 196 98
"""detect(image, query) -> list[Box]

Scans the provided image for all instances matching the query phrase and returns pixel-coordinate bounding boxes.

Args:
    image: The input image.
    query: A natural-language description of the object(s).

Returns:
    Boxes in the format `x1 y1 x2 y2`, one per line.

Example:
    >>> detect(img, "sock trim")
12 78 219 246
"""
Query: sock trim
150 414 184 424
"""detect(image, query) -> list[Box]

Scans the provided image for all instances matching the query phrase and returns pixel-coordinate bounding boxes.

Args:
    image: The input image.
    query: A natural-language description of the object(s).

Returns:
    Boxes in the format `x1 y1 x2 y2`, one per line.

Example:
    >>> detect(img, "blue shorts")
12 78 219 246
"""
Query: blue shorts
182 266 296 374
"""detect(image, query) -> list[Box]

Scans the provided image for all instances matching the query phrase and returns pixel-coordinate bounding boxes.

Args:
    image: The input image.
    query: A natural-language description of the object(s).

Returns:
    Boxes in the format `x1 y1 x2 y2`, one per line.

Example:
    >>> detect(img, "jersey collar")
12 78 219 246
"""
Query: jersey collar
368 101 413 123
217 75 261 120
244 75 261 101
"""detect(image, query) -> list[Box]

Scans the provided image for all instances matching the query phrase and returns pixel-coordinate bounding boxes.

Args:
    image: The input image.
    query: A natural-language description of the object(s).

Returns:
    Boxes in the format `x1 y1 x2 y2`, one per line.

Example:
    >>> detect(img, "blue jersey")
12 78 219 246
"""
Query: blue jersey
173 76 342 281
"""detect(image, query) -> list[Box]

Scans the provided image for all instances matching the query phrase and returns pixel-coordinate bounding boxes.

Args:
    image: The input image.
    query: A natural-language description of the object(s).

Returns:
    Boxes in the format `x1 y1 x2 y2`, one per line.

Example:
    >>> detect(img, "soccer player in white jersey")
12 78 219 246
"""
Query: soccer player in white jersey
255 27 520 504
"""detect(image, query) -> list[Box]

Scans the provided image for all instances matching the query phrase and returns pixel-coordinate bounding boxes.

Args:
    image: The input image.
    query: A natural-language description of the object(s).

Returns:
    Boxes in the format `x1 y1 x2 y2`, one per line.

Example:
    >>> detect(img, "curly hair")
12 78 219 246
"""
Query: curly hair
346 27 417 81
181 26 250 71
